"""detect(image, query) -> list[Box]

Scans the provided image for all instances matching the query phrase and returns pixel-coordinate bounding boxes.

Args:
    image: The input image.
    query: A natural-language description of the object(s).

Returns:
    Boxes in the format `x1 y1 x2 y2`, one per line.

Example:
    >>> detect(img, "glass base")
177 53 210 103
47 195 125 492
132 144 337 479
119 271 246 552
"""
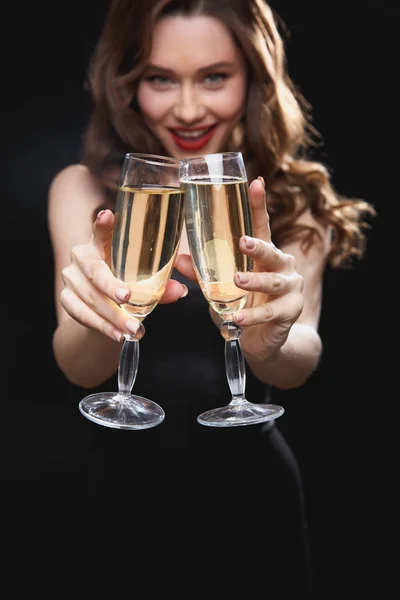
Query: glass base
79 392 165 430
197 401 284 428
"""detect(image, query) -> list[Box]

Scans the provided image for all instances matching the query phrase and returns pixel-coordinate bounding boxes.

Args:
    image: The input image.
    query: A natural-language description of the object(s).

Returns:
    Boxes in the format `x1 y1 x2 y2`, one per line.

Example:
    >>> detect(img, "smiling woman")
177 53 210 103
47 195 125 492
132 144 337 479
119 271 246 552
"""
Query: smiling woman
46 0 375 596
136 15 247 157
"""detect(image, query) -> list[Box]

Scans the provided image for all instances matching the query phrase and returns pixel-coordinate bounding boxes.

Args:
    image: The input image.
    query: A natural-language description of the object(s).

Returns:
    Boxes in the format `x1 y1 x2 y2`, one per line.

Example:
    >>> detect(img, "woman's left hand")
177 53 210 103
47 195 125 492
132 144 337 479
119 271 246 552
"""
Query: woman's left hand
232 177 304 361
175 177 305 362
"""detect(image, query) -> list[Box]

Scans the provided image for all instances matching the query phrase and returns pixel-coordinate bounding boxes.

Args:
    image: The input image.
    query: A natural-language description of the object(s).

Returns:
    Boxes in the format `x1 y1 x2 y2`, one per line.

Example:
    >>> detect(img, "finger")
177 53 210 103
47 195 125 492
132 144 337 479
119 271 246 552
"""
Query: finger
234 270 302 296
70 245 131 305
62 265 139 335
159 278 189 304
60 288 125 342
92 209 115 259
248 178 271 243
174 253 198 282
238 236 296 275
234 293 303 328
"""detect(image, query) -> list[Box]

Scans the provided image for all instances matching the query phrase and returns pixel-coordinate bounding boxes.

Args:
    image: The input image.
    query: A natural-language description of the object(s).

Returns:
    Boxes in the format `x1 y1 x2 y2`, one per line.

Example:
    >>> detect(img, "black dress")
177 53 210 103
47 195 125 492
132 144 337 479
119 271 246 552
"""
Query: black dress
74 270 313 597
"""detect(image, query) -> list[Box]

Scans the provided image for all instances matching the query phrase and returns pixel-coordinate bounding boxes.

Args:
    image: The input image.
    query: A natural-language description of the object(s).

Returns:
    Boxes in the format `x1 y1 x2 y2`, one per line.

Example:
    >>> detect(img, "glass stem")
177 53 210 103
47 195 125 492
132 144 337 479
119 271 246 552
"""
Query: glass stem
223 321 246 405
118 338 139 396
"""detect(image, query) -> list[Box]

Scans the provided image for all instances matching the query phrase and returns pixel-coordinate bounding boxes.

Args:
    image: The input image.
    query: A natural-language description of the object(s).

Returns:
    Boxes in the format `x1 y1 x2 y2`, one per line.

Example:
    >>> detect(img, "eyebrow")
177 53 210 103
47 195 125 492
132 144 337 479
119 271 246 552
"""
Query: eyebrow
144 61 235 74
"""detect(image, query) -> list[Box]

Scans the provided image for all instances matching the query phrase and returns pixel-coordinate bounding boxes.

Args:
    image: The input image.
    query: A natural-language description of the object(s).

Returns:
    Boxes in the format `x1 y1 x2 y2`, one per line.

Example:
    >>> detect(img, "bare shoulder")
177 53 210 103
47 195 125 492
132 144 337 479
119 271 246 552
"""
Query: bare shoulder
49 164 102 208
295 208 331 239
48 164 105 247
284 209 332 257
279 209 332 284
280 213 331 328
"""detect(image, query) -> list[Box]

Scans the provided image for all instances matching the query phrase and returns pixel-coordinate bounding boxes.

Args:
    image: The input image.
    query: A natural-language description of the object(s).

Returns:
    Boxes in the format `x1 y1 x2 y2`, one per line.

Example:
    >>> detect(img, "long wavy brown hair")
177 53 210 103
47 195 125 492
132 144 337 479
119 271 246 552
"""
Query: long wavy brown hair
81 0 375 268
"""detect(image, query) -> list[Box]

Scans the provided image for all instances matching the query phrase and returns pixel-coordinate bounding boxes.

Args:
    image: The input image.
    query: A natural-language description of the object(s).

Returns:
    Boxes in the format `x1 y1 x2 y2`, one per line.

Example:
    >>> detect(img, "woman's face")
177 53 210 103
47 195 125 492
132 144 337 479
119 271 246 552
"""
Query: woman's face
136 14 247 159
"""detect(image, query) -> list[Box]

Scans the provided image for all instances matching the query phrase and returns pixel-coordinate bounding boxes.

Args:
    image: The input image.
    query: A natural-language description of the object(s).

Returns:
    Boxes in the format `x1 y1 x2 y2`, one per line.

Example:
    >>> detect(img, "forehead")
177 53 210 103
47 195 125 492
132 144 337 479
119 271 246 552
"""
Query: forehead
147 14 244 70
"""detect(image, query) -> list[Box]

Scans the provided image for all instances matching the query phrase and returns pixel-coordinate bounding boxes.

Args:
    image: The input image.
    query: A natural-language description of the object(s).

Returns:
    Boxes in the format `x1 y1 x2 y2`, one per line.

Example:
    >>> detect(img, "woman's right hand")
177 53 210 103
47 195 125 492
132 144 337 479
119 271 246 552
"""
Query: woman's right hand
60 209 188 342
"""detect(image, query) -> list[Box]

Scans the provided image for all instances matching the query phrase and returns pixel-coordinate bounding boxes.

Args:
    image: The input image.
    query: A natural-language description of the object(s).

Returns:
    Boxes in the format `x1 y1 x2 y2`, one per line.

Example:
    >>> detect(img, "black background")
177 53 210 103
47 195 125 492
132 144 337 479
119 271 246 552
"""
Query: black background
0 1 383 597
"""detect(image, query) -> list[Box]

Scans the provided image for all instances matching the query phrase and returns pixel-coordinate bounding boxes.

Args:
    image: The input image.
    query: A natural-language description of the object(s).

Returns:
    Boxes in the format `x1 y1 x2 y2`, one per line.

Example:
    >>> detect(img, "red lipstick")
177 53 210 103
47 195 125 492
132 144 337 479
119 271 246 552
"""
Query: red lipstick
169 125 217 151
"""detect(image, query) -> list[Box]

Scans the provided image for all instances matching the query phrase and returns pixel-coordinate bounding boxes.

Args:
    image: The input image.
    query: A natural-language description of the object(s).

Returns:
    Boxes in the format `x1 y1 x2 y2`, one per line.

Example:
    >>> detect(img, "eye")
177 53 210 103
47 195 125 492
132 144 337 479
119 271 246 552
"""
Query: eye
145 75 175 87
203 73 229 86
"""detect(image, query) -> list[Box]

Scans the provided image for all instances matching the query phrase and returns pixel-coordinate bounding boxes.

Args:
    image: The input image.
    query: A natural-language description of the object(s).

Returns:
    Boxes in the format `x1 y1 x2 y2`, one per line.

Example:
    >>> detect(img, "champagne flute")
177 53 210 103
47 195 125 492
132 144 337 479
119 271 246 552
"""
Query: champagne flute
79 153 184 430
181 152 284 427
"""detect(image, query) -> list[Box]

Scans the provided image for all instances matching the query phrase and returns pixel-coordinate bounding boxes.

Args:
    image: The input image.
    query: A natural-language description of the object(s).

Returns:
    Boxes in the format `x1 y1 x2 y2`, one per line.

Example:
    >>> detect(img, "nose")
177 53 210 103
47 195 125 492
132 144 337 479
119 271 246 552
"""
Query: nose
172 82 206 123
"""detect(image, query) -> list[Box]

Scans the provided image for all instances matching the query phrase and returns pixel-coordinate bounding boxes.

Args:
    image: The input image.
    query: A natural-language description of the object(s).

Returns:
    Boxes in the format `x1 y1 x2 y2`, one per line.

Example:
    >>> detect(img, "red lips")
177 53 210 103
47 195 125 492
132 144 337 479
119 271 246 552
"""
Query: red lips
169 125 217 151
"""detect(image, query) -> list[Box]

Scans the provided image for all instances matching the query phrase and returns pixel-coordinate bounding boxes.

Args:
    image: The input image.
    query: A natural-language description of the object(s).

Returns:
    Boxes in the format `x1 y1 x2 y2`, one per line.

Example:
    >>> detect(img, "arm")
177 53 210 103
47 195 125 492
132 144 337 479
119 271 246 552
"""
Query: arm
239 229 327 389
48 164 187 389
175 178 330 390
48 165 123 388
233 178 331 390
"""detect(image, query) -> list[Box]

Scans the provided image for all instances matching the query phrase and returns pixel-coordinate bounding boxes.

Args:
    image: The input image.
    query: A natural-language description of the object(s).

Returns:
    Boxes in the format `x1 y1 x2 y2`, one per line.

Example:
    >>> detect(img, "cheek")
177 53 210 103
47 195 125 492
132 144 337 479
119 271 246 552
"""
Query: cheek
219 99 244 120
212 85 246 121
136 87 170 123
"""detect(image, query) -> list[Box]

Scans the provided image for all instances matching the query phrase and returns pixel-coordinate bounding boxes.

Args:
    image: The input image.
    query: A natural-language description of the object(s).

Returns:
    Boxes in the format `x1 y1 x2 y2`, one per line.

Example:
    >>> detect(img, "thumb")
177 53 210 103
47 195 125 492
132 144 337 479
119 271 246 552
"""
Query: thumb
249 177 272 243
175 253 198 283
92 209 115 259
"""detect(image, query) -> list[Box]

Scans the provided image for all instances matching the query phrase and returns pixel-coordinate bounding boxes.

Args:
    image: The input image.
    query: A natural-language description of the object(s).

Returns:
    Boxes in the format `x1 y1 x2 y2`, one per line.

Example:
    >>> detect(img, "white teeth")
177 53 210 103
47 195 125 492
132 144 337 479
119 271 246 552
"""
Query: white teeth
174 128 211 139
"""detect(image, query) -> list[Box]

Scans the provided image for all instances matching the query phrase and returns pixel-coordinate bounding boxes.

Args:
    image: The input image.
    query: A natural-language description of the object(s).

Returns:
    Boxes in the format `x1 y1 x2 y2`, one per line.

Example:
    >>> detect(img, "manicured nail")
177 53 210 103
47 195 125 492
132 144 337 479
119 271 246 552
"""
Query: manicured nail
181 285 188 298
257 176 265 188
125 320 139 334
97 210 106 222
113 330 123 342
115 288 130 302
243 236 255 249
234 312 244 324
236 272 249 284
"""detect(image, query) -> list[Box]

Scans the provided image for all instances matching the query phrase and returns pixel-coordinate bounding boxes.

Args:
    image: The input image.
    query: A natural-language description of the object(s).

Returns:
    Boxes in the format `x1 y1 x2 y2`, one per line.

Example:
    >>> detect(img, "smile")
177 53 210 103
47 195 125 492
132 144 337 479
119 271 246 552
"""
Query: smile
169 125 217 150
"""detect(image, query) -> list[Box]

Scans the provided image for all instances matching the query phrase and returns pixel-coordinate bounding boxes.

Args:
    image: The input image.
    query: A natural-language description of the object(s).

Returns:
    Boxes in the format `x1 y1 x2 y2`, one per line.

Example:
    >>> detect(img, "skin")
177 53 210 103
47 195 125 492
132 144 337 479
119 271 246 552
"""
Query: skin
48 15 331 390
136 15 247 160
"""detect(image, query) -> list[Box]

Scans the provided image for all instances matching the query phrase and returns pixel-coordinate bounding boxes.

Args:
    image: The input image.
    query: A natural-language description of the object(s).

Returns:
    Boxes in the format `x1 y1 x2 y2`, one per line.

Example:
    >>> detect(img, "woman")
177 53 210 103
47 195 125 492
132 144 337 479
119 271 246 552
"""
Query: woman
47 0 374 596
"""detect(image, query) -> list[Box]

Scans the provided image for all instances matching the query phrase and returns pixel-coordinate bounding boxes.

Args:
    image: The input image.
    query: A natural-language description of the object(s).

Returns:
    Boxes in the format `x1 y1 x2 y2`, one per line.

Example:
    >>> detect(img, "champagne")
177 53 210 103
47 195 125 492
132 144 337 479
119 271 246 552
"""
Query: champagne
183 176 253 316
112 185 184 318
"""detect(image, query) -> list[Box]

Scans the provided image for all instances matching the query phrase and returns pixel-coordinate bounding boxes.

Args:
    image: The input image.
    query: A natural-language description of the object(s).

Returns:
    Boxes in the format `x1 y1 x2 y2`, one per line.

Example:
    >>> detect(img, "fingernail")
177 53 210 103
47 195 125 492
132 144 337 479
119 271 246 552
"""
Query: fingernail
257 176 265 188
97 210 106 222
113 330 123 342
125 320 139 334
234 312 244 324
181 285 188 298
116 288 130 302
237 272 249 284
243 236 255 249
